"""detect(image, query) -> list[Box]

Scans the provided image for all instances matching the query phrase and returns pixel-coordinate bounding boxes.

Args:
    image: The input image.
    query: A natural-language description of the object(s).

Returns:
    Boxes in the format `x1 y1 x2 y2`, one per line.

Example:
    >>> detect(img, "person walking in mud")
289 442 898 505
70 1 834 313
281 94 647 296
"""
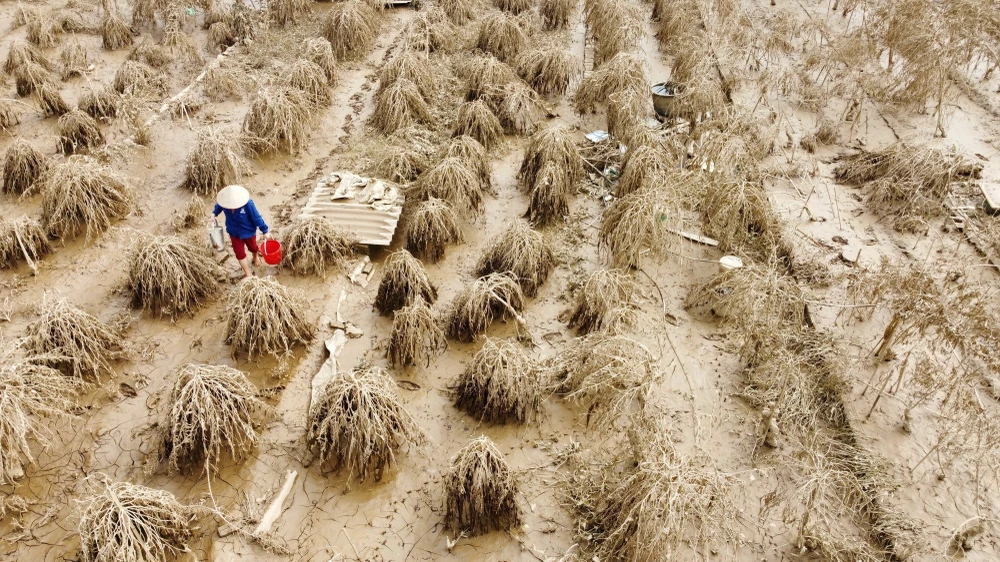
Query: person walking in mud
211 184 272 279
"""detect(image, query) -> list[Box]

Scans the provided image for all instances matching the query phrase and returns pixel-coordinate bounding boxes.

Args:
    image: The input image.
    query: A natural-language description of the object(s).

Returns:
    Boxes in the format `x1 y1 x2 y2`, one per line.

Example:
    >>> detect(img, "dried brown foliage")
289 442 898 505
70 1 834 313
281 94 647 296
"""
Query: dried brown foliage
540 0 575 29
127 233 224 316
476 11 526 62
454 338 540 423
282 217 359 277
518 126 585 191
442 135 492 191
388 298 447 367
79 86 121 121
446 273 526 342
370 78 432 135
283 59 331 107
101 13 133 50
2 138 47 195
444 436 521 535
40 156 133 241
441 0 477 24
516 44 577 96
24 297 127 381
453 99 503 149
526 160 572 227
303 37 337 84
57 110 105 155
0 216 50 270
225 276 314 357
573 52 646 113
406 198 465 263
242 86 314 155
323 0 380 60
567 269 635 334
182 127 248 195
112 60 166 96
375 249 438 315
475 220 554 297
412 157 484 216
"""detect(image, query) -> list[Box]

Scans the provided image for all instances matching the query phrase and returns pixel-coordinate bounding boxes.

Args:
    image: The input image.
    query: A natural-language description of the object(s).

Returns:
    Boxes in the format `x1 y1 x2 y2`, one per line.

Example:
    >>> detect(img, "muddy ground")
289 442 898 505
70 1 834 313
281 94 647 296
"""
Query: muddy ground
2 0 1000 561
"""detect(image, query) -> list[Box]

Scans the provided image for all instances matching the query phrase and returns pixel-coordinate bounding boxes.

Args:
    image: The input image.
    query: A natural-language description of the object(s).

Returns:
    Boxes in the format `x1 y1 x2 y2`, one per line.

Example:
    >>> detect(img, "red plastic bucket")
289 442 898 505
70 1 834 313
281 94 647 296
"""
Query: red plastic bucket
261 239 282 265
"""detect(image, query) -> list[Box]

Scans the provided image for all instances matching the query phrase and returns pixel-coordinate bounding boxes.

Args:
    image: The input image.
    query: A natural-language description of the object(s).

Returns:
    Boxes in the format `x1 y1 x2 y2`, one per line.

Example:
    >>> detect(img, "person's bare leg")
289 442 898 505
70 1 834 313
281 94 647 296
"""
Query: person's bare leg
238 258 253 278
252 251 262 266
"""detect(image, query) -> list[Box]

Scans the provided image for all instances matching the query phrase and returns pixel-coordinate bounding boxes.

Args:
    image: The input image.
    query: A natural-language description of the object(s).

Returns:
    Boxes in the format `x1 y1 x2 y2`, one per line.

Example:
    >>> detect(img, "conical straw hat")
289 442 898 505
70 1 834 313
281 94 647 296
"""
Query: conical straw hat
217 184 250 209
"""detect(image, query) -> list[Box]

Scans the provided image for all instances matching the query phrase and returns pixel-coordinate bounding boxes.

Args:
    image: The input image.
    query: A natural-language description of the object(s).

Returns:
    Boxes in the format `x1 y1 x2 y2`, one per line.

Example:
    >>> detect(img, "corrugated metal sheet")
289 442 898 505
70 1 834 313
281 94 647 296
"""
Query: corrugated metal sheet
300 179 404 246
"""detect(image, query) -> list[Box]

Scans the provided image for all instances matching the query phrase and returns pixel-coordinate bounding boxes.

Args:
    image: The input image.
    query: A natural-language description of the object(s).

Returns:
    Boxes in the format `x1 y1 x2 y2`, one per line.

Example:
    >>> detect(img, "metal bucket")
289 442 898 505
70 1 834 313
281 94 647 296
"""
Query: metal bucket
208 221 225 251
651 81 685 120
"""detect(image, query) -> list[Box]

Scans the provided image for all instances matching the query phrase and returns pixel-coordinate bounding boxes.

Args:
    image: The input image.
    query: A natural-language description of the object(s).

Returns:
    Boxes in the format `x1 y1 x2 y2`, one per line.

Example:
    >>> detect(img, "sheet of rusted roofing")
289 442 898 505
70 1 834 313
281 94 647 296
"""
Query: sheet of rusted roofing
299 175 404 246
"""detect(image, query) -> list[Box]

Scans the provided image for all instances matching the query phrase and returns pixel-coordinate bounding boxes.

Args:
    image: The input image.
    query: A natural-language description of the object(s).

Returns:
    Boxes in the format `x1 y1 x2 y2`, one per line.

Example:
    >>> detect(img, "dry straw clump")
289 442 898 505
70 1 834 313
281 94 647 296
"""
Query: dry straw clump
128 38 170 69
454 338 540 423
584 0 643 65
243 86 314 155
101 13 133 50
685 263 807 336
13 60 50 97
0 346 78 485
617 143 673 197
162 363 268 474
413 157 484 216
112 60 166 96
127 233 224 317
406 198 464 263
567 420 739 561
375 249 438 315
454 100 503 149
304 37 337 84
540 0 574 29
447 273 526 342
701 177 783 258
323 0 380 61
834 143 978 232
0 216 50 270
549 333 656 424
518 126 585 191
567 269 635 335
308 363 426 481
33 80 70 117
516 44 577 96
4 41 51 75
370 78 431 134
282 216 358 277
59 40 89 80
441 0 477 24
372 149 428 183
599 182 683 268
283 59 331 107
79 86 121 121
57 109 106 155
182 127 248 195
388 297 447 367
2 138 48 195
573 52 646 114
0 98 24 128
380 50 435 98
269 0 310 26
477 12 526 63
24 298 126 381
405 7 457 53
465 55 518 101
40 156 133 240
78 480 193 562
444 436 521 535
442 135 492 191
527 160 572 227
495 81 539 136
475 221 554 297
225 276 314 357
494 0 532 14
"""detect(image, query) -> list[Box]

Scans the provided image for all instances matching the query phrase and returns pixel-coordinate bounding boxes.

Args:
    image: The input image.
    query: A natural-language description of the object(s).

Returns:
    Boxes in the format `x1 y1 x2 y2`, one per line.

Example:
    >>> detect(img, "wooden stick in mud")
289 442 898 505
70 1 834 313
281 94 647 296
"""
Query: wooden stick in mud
14 229 38 276
254 470 297 535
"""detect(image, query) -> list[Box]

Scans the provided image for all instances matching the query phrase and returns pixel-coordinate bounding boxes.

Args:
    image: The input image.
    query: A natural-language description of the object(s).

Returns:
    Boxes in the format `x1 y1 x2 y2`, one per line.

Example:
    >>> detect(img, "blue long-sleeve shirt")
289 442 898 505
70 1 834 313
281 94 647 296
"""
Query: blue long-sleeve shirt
213 200 269 239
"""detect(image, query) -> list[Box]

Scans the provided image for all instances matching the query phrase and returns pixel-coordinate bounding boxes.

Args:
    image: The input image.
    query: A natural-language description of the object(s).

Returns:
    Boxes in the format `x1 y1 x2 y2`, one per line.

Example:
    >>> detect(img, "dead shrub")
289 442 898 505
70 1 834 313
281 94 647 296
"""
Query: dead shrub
454 99 503 149
584 0 643 65
834 143 978 232
454 338 540 423
323 0 380 60
79 86 121 121
24 297 127 381
446 273 526 342
495 81 540 136
0 98 25 128
617 143 673 197
4 41 52 75
269 0 310 26
388 298 447 367
465 55 518 101
406 198 464 263
112 60 166 96
567 268 635 334
405 7 457 53
283 59 331 107
0 216 50 270
476 11 526 62
308 363 426 481
573 52 646 113
494 0 531 14
182 127 248 195
372 149 428 183
78 480 192 562
282 216 359 277
518 126 585 191
40 156 133 240
370 78 431 134
606 87 653 149
33 80 70 117
162 363 268 473
412 157 484 216
128 38 170 68
2 138 48 195
242 86 314 155
599 182 682 268
375 249 438 315
516 44 577 96
225 276 314 357
127 233 224 316
0 345 78 486
548 332 656 423
26 18 57 49
540 0 574 29
57 110 106 155
14 60 50 97
476 220 554 297
101 13 133 50
304 37 337 84
444 436 521 535
685 263 807 336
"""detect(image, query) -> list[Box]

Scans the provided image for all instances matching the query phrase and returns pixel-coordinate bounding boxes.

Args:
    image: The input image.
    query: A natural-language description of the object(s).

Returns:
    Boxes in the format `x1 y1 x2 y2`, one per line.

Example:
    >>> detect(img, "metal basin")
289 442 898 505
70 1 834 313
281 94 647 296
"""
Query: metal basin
651 81 685 120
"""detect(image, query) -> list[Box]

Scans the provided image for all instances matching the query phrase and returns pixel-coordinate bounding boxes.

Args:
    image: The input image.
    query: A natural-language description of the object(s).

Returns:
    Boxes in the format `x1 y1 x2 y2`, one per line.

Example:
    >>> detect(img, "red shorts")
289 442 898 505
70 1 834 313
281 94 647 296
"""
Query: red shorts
230 235 259 260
